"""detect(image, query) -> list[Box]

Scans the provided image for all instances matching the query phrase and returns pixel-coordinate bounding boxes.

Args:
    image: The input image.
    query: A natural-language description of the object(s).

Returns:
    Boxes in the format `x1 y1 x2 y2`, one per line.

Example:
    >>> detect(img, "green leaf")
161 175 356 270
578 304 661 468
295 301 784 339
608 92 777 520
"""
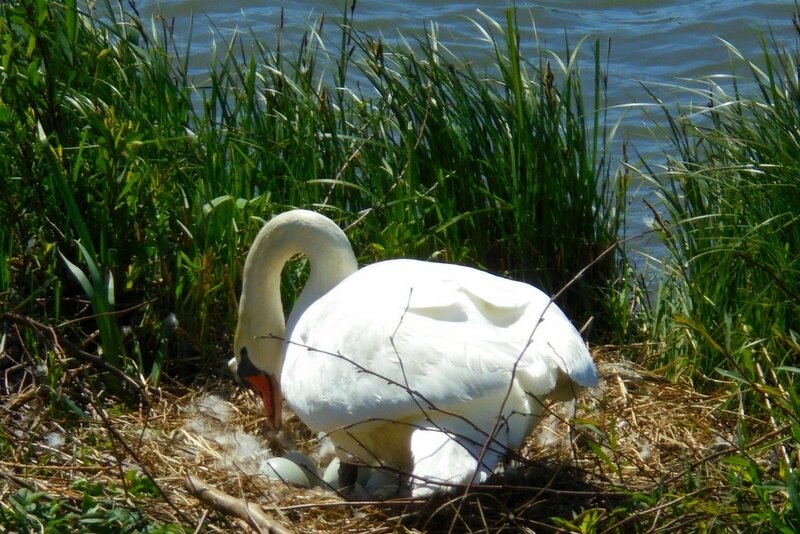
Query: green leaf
59 250 94 298
74 240 102 287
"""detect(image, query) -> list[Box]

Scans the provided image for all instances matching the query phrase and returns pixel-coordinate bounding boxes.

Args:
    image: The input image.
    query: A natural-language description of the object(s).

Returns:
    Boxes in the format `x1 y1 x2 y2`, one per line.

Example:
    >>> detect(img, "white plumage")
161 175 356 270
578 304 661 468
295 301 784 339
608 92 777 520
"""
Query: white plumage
234 209 597 496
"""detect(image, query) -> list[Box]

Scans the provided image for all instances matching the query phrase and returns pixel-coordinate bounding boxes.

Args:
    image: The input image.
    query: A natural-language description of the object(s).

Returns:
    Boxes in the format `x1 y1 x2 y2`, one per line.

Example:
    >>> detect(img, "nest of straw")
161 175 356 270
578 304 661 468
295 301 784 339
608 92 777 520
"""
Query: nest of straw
1 328 759 533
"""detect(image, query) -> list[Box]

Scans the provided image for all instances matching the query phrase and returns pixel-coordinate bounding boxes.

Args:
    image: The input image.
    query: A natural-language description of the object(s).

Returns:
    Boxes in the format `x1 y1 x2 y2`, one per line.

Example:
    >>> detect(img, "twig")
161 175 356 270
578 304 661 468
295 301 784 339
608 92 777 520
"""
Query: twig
184 475 294 534
192 508 210 534
0 460 110 473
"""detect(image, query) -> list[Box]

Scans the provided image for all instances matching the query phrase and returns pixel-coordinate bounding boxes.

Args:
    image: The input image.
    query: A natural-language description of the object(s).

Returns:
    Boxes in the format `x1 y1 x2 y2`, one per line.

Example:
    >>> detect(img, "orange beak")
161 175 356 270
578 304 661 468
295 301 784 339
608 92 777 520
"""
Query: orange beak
236 348 283 430
244 373 283 430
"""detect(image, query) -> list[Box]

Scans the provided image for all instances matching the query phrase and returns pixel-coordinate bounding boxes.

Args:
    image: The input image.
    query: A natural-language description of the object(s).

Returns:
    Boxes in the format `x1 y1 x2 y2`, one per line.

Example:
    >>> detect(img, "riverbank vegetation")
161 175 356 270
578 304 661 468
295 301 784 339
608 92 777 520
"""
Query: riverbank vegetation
1 0 797 531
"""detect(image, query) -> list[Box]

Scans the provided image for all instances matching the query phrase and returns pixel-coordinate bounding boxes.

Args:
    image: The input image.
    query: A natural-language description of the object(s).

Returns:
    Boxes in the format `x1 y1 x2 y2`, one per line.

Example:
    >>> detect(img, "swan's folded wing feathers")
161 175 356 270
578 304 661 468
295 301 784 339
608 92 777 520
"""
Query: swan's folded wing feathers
284 261 596 432
401 274 597 394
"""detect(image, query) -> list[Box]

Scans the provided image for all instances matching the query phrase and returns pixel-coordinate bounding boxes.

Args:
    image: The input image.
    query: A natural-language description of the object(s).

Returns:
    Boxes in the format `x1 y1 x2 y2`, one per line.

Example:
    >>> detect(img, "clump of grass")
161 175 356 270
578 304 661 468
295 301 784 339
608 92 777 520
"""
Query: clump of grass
645 44 799 382
643 16 800 531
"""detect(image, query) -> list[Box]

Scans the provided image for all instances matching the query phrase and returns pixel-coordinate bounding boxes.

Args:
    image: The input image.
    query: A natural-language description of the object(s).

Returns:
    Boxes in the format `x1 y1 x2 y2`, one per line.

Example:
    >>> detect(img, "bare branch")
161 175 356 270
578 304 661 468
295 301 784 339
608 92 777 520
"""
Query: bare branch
185 475 294 534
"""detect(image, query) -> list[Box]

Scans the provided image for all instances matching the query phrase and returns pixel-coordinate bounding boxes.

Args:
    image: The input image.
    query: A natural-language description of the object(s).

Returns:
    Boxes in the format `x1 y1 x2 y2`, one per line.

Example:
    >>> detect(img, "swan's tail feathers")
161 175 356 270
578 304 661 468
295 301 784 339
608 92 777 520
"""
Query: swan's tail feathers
409 422 501 497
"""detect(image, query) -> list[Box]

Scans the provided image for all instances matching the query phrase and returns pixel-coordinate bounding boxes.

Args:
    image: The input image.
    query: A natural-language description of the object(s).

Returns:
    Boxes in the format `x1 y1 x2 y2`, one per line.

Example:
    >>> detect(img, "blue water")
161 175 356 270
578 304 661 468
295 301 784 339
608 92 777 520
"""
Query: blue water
135 0 796 262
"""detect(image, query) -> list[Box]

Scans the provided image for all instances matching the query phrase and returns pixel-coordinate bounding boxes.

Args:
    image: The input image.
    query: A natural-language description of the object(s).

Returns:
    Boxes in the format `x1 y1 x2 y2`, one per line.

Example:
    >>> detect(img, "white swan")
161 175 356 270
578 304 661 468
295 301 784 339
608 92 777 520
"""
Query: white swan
234 209 598 496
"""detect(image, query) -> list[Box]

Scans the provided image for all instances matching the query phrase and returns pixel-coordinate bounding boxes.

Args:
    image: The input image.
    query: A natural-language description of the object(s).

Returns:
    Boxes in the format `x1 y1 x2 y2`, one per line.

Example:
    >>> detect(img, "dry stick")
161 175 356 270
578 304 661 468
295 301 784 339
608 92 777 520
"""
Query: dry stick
5 386 38 410
386 288 495 488
0 460 110 473
278 498 420 512
192 508 210 534
0 469 42 492
755 358 793 469
762 351 796 467
600 488 708 534
387 290 525 487
184 475 294 534
56 298 155 328
321 137 368 208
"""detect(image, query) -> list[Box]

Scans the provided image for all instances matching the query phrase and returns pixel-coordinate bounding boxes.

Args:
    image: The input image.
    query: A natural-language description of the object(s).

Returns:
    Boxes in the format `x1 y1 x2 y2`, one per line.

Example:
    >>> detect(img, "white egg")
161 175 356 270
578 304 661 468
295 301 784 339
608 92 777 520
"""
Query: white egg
259 457 310 487
282 451 322 487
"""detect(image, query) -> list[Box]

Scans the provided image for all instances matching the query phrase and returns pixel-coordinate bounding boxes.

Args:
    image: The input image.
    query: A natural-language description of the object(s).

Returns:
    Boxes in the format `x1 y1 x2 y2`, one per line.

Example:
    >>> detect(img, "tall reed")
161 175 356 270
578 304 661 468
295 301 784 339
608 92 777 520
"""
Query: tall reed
347 11 629 333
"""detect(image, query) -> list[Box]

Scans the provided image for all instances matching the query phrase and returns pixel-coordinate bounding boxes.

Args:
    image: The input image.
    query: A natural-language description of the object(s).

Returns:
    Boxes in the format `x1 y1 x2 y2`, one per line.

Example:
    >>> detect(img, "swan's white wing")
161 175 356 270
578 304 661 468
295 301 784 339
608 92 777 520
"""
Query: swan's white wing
281 259 596 435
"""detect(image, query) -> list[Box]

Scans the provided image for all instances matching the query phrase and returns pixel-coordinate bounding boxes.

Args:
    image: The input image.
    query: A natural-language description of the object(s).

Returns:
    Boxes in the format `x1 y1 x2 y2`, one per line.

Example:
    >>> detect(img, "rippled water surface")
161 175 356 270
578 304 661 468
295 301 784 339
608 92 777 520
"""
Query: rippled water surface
136 1 794 100
134 0 796 255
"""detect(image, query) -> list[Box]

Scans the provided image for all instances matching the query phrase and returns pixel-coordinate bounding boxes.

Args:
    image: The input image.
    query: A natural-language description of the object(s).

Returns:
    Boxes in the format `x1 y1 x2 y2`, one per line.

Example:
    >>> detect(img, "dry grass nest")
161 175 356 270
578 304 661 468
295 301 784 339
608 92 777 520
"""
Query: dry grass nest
1 337 762 533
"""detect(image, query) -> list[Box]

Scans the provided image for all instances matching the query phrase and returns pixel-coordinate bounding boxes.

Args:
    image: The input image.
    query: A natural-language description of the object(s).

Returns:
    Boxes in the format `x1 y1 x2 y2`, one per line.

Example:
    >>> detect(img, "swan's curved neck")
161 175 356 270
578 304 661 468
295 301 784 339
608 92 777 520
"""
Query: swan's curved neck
238 211 358 373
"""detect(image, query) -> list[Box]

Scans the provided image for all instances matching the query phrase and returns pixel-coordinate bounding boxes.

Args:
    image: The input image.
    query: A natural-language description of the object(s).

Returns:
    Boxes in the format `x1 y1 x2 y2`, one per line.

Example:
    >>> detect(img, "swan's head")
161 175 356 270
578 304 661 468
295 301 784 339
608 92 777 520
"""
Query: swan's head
233 314 284 430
